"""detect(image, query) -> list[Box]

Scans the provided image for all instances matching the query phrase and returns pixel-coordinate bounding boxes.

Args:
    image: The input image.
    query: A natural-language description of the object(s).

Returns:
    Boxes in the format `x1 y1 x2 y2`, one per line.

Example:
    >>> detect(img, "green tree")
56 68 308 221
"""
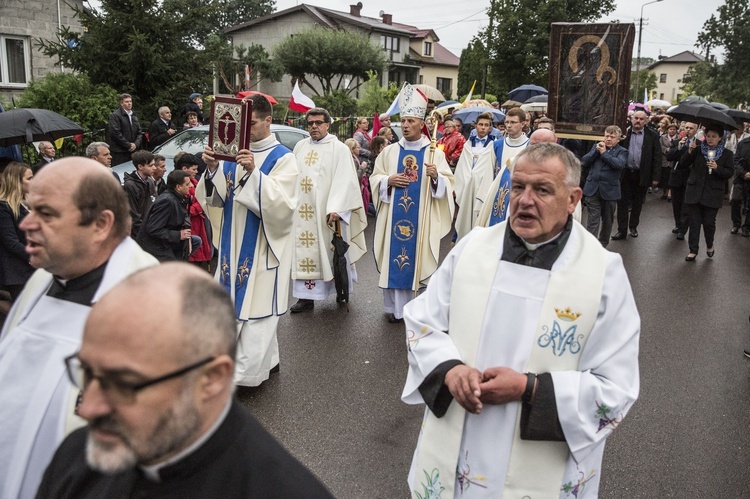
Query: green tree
274 28 387 96
315 90 358 117
17 73 118 130
206 35 283 95
458 38 490 98
357 70 400 115
35 0 275 121
689 0 750 106
629 69 657 102
483 0 616 99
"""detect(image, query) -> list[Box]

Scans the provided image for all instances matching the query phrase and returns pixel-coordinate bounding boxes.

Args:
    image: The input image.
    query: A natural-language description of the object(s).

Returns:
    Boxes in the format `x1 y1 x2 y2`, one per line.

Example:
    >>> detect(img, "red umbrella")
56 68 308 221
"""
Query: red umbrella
236 90 278 105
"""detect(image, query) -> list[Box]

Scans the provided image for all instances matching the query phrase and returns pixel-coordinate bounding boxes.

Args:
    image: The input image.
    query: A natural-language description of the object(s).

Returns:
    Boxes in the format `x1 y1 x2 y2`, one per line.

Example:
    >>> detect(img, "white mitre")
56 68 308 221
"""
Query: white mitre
398 83 428 120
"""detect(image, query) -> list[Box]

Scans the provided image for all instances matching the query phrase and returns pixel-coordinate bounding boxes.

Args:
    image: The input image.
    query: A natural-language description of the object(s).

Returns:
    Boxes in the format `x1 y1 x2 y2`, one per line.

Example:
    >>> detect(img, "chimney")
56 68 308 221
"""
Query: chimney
350 3 362 16
382 13 392 25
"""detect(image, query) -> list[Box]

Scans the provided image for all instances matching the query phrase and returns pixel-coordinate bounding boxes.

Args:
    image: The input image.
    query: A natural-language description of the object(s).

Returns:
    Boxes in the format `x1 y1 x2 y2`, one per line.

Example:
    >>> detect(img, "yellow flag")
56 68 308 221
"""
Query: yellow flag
54 138 64 149
463 80 476 107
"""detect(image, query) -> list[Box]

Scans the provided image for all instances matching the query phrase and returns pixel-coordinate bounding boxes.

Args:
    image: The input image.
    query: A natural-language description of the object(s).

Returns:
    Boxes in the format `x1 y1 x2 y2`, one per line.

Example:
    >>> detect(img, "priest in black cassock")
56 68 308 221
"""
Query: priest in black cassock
36 264 334 499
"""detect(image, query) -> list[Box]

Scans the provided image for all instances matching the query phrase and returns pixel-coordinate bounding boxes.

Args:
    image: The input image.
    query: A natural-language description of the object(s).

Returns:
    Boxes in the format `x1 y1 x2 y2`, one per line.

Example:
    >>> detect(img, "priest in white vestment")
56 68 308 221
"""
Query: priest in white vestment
402 143 640 498
197 94 298 387
453 112 497 205
370 84 454 323
289 107 367 313
455 107 530 242
0 159 158 499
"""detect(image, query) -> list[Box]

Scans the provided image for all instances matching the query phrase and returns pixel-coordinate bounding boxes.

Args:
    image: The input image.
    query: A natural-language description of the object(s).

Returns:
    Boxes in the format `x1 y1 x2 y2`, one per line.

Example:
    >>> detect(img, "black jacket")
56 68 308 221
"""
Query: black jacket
36 400 334 499
0 201 33 287
136 189 190 261
621 127 662 186
733 136 750 186
665 137 692 187
148 118 176 149
108 107 142 153
180 101 205 125
123 171 156 239
678 145 734 209
32 158 53 175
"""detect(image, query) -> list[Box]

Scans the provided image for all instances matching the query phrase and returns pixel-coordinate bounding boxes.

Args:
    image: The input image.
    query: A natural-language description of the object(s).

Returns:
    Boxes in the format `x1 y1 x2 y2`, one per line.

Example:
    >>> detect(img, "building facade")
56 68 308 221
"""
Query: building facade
0 0 85 103
647 51 705 104
225 3 459 102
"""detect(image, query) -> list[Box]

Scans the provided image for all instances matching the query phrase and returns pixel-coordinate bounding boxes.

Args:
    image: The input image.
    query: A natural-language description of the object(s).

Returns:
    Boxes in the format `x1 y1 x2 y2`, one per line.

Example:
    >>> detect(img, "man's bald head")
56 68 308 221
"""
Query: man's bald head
90 263 237 363
529 128 556 145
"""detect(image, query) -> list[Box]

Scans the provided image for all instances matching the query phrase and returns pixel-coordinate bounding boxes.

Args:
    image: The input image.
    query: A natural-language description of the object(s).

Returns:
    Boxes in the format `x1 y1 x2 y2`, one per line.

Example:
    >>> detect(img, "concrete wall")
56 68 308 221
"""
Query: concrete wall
0 0 85 103
649 62 694 103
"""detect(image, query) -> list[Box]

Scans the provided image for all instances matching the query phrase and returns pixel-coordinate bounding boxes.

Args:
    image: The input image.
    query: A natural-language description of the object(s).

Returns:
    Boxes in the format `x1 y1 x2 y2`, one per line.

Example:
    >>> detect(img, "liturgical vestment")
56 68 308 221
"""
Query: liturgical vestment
196 134 298 386
370 136 454 319
402 221 640 498
291 133 367 300
0 238 157 499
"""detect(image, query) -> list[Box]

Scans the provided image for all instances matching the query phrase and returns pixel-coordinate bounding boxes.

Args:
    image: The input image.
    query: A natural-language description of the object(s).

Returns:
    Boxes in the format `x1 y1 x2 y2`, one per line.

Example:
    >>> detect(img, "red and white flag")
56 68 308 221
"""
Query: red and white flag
289 80 315 113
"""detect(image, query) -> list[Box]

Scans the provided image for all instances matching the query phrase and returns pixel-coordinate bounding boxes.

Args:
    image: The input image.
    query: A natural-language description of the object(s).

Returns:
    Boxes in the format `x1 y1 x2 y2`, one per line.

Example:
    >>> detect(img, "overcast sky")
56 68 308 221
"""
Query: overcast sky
275 0 724 61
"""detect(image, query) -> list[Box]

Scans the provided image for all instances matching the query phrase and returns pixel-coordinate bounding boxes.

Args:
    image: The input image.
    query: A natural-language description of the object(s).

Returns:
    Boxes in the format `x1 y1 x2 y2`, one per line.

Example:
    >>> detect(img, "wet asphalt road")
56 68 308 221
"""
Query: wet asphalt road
237 193 750 499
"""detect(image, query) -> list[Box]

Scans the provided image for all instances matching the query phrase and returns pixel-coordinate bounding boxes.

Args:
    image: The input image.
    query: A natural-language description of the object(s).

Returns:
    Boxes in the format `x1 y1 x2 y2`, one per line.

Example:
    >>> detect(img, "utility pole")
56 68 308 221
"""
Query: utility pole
635 0 664 102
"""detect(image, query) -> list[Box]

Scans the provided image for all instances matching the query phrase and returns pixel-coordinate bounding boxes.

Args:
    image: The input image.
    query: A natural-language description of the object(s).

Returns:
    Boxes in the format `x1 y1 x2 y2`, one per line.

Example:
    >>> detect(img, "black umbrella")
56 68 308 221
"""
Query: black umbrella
508 84 547 103
726 109 750 123
0 108 84 147
708 102 730 111
667 103 737 131
331 220 350 311
524 94 548 104
680 95 709 105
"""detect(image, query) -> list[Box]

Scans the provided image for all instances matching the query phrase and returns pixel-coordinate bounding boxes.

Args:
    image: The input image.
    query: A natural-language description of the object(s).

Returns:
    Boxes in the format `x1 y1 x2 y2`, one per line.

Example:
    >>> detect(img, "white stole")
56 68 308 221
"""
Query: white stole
412 221 606 498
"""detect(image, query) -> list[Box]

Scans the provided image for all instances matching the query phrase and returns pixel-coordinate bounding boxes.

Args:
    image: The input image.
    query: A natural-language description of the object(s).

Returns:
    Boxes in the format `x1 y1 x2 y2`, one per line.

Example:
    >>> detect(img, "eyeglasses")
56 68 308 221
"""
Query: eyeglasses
307 120 327 127
64 353 215 405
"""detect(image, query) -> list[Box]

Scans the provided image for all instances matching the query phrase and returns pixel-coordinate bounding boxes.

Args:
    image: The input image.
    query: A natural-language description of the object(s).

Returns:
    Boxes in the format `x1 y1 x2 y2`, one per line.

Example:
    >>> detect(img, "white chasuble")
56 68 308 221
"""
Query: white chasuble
454 140 494 206
371 137 455 293
455 136 529 242
402 222 640 498
197 134 298 319
291 134 367 299
0 238 157 499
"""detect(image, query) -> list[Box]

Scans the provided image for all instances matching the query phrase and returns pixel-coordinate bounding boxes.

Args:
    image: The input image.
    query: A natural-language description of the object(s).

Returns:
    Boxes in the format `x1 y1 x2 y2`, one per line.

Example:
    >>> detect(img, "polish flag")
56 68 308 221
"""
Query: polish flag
289 80 315 113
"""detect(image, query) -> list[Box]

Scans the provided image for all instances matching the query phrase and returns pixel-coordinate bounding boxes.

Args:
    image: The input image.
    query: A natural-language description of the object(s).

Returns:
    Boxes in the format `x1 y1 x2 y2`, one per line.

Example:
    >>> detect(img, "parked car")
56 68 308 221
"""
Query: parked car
112 124 310 181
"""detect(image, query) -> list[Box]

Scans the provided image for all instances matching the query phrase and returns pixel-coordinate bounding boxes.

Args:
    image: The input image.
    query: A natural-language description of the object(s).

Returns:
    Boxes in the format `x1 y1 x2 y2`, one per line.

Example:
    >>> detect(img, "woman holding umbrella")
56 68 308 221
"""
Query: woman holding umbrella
677 124 735 261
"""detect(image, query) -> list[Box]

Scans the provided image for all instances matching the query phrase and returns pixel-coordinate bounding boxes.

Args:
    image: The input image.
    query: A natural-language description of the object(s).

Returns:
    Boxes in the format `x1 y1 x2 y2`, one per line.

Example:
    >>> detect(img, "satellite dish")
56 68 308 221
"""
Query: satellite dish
356 2 363 9
379 10 385 17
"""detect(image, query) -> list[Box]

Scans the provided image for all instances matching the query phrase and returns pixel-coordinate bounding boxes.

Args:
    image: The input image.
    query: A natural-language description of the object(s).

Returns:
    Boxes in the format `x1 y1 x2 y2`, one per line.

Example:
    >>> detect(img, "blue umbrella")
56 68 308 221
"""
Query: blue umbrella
452 107 505 124
508 84 547 104
0 102 22 161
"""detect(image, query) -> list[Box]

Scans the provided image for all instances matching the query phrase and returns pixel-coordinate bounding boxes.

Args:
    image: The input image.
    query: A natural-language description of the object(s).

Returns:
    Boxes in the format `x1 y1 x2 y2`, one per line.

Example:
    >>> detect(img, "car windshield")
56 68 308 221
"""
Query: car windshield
154 129 208 157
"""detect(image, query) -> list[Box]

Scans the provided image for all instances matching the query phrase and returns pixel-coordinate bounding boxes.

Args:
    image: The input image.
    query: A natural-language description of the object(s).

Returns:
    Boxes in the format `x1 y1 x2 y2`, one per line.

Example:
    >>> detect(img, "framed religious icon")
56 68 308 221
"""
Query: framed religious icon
208 96 253 162
548 23 635 140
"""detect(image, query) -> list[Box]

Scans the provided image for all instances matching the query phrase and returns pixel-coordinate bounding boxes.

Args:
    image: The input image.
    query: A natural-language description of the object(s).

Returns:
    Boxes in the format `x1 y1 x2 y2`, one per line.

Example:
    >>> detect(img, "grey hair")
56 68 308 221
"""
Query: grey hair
85 141 109 158
515 142 581 188
158 106 170 117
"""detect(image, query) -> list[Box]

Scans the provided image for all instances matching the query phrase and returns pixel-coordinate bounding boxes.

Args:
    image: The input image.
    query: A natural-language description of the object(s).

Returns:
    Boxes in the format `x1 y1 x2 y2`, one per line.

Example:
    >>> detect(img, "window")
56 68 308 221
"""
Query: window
424 42 432 56
418 75 424 84
0 35 30 87
380 35 399 52
660 93 664 100
659 73 667 83
436 77 452 99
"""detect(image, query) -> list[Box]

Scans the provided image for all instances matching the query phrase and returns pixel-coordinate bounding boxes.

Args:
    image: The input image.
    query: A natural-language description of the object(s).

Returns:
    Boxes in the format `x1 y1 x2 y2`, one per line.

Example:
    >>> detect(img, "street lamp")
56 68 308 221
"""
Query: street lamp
634 0 664 103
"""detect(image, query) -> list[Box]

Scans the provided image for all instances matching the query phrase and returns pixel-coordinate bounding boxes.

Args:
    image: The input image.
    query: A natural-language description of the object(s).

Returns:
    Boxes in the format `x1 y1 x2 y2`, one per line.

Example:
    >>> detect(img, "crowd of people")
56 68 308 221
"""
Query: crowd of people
0 83 747 498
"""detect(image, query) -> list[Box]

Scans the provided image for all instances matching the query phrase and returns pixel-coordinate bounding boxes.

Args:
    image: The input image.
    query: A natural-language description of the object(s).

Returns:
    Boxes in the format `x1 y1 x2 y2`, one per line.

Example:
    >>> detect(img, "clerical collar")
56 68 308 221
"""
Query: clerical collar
400 136 429 150
501 216 573 270
506 134 529 147
140 400 232 482
250 134 276 151
311 133 335 144
47 261 108 306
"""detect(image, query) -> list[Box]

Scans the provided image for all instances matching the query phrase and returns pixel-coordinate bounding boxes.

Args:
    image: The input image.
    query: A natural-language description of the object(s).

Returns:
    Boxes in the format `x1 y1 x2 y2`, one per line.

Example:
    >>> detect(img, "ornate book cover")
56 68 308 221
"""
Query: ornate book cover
548 23 635 140
208 96 253 162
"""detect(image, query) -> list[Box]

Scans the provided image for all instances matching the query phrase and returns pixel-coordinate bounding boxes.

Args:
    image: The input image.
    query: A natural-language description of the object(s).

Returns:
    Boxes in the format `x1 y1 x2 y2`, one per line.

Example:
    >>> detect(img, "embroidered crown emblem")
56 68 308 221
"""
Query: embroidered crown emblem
555 307 582 322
